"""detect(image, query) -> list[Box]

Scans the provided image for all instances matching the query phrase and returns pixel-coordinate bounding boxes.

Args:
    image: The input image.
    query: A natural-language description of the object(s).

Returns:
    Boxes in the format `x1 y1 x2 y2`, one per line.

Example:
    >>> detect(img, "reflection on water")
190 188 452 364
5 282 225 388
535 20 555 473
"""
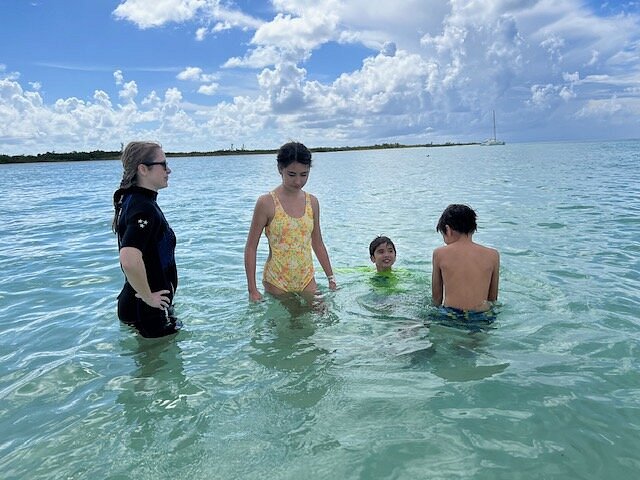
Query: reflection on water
2 142 640 478
114 335 209 477
409 322 510 382
403 304 510 382
249 295 337 408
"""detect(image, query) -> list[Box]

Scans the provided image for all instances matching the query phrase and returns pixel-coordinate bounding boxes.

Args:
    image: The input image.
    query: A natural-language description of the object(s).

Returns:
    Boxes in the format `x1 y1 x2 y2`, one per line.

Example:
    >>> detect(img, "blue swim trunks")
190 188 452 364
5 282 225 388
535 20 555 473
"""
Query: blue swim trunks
438 306 496 322
430 306 497 332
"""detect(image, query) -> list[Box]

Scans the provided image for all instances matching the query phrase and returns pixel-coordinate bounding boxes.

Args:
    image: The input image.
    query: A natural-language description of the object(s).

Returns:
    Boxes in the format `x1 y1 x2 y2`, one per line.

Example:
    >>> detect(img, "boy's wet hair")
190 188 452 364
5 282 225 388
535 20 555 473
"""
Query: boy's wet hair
277 141 312 169
436 204 478 235
369 236 396 257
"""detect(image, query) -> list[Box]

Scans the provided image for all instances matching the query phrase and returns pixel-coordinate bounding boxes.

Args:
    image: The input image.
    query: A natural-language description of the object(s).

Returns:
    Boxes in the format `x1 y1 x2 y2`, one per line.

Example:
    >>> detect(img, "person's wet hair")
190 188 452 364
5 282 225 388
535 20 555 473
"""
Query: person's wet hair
369 236 396 257
436 204 478 235
277 142 312 169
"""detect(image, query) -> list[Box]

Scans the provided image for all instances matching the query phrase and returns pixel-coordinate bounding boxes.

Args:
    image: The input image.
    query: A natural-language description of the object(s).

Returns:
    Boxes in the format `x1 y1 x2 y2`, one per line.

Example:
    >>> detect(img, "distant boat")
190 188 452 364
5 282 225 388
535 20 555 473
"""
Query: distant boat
482 110 505 146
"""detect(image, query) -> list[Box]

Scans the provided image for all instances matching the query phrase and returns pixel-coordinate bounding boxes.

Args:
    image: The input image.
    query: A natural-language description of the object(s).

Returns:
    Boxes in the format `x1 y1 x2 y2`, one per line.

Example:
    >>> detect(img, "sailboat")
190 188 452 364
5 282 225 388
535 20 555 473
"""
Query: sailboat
481 110 505 146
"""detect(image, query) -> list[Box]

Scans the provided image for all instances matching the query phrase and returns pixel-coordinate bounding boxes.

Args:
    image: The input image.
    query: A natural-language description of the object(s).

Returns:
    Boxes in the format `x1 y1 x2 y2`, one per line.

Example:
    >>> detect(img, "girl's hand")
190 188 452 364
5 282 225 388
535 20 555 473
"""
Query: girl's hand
249 290 263 302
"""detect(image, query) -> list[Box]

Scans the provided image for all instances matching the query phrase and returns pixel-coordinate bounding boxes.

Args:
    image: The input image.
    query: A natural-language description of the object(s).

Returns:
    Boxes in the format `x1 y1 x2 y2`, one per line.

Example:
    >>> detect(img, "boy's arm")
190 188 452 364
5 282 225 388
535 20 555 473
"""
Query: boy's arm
431 249 443 306
487 250 500 302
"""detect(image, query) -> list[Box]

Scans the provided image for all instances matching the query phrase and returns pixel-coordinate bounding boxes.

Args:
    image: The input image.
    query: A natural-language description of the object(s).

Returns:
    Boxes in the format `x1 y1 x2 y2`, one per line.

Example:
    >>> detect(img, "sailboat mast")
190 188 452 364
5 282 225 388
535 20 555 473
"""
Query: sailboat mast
492 110 497 141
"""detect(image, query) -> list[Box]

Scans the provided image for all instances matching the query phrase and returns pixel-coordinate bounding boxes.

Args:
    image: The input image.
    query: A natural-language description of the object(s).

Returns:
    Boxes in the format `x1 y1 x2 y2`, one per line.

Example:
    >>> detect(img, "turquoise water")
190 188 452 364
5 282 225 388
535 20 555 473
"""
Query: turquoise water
1 141 639 479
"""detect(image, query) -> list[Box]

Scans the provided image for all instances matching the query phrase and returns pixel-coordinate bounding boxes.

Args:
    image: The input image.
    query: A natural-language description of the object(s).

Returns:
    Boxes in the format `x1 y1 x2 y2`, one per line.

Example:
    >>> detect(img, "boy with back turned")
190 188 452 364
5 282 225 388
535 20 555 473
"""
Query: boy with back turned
431 204 500 314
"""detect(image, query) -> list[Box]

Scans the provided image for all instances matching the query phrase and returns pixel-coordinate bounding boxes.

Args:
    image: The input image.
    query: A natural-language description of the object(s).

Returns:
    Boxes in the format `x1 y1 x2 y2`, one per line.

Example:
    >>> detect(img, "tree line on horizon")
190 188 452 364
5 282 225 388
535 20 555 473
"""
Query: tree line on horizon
0 142 479 164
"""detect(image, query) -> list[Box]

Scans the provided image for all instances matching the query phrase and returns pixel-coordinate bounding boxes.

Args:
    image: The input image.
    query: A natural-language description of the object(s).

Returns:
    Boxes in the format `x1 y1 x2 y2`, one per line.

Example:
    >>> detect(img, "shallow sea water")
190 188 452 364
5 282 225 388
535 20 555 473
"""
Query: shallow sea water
1 141 639 479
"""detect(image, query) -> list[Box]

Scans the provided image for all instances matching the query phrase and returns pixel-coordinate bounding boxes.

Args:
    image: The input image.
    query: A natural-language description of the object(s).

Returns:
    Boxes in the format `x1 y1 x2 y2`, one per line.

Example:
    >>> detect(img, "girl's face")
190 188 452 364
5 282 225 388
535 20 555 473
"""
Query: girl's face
279 161 310 191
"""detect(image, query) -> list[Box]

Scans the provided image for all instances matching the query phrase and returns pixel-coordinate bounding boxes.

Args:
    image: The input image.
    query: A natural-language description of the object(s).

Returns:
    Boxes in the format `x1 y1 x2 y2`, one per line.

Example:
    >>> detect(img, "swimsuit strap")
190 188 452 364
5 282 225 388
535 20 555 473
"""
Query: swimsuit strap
269 190 310 218
304 192 311 215
270 191 284 212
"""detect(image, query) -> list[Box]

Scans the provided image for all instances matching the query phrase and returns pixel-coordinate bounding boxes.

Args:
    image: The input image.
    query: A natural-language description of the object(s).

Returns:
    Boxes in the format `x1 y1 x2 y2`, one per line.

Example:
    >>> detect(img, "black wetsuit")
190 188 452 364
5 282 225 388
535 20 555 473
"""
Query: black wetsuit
116 186 179 338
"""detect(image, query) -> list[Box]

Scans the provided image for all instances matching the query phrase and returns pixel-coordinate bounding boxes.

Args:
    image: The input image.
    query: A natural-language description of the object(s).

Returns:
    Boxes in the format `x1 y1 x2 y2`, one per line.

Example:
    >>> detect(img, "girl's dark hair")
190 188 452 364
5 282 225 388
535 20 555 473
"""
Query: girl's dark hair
277 142 312 169
436 204 477 235
369 236 396 257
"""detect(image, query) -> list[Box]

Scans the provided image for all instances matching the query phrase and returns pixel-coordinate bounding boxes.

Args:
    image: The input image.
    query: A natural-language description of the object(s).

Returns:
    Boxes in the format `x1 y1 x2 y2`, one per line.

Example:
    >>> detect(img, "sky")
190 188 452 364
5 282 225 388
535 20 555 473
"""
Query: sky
1 0 639 155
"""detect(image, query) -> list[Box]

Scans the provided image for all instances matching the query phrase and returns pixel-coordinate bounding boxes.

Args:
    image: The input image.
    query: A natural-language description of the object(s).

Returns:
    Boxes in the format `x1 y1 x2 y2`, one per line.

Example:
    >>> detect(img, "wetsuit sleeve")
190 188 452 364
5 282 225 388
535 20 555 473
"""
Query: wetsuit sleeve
119 204 158 252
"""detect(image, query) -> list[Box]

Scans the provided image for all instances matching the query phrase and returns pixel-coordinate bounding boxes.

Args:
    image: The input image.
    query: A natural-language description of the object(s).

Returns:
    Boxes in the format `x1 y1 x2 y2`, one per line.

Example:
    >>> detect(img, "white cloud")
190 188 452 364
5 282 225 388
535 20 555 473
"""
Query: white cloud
94 90 113 108
559 86 576 101
528 84 556 108
201 73 218 83
380 42 396 57
1 66 20 81
576 96 623 117
195 27 208 40
563 72 580 83
176 67 219 96
3 0 640 155
113 0 206 28
257 62 307 112
223 45 302 69
141 90 162 107
211 21 230 32
113 0 262 33
0 75 211 153
198 83 219 95
252 11 339 51
177 67 204 81
118 81 138 103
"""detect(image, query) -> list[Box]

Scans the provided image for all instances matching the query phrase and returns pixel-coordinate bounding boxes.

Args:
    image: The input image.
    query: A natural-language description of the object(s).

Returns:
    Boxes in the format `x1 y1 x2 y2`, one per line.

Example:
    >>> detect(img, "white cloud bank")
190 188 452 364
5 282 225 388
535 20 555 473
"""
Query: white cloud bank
2 0 640 155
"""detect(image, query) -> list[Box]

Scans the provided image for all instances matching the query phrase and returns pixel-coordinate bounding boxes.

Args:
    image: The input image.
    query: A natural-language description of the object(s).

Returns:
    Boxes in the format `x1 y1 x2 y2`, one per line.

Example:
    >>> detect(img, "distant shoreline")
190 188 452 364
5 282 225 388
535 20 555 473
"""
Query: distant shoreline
0 142 481 165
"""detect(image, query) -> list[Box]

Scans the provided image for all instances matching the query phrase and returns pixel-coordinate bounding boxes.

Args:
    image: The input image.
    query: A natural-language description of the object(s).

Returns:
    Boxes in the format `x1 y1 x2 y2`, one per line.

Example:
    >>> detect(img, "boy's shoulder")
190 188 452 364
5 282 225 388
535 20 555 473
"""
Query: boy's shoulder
472 243 500 266
432 243 451 261
432 243 448 253
475 242 499 256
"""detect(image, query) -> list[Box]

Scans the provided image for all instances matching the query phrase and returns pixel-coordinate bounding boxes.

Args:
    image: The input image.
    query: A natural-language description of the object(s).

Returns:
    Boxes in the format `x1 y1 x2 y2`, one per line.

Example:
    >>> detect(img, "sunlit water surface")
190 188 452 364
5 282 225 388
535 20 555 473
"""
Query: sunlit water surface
1 141 639 479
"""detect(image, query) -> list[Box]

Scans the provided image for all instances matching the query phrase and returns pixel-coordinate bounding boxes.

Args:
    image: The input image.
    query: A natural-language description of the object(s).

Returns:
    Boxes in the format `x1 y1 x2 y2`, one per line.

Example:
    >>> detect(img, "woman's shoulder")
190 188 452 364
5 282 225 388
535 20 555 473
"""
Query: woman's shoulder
123 193 158 216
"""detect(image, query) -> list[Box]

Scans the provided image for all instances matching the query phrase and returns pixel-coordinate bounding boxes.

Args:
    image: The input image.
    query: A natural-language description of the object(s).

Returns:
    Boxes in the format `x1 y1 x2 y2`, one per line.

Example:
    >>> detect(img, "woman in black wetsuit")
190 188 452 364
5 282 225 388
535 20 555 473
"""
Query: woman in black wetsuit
112 141 180 338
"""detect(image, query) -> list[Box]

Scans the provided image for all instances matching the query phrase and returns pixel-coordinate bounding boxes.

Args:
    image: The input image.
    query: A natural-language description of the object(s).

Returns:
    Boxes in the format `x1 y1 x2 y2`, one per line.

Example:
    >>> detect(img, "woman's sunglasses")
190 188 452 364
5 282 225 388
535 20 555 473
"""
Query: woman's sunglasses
143 161 169 170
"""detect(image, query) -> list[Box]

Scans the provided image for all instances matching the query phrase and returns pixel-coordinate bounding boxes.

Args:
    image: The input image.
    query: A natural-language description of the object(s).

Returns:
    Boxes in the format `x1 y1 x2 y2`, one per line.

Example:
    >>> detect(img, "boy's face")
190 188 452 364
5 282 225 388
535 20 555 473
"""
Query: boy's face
370 242 396 271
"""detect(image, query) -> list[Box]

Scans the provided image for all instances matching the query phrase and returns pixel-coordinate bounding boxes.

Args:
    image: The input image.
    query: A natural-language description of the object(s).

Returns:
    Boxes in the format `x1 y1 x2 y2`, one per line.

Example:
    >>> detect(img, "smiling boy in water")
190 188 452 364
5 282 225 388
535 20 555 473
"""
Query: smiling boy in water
369 236 396 273
368 235 405 293
431 204 500 314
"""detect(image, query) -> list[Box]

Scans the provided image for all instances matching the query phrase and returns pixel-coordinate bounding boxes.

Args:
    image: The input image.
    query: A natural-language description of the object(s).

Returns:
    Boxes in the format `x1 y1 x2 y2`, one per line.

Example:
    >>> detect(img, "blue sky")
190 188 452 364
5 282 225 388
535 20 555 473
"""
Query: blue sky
1 0 639 155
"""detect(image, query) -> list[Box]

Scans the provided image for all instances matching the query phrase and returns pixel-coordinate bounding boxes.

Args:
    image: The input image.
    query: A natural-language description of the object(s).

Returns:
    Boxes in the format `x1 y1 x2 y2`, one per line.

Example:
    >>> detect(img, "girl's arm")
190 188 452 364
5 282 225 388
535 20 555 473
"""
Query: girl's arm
310 195 337 290
244 196 269 301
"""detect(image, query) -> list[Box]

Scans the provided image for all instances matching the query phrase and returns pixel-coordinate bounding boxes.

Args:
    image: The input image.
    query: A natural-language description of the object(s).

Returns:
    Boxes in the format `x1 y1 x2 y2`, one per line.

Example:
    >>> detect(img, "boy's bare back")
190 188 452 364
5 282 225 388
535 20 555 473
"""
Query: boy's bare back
432 237 499 311
431 205 499 312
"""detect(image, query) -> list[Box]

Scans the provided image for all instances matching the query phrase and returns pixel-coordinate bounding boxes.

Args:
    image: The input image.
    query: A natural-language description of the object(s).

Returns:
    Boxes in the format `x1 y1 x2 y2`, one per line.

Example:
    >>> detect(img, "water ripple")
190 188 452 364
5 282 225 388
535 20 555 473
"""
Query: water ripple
1 144 640 478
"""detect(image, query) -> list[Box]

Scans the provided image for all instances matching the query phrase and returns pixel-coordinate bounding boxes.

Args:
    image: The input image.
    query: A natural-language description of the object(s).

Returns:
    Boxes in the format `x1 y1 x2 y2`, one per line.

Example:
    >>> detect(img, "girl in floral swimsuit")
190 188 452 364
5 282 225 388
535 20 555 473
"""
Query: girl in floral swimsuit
244 142 337 301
